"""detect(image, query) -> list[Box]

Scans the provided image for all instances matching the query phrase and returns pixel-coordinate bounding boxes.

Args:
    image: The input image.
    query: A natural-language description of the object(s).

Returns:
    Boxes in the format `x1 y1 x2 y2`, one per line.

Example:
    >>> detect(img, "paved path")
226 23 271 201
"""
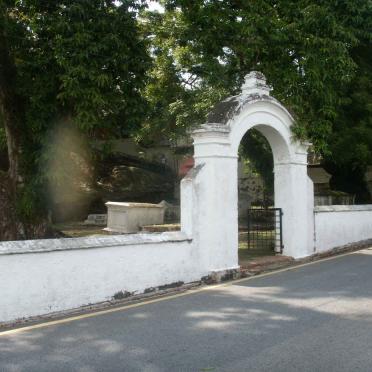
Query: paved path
2 249 372 371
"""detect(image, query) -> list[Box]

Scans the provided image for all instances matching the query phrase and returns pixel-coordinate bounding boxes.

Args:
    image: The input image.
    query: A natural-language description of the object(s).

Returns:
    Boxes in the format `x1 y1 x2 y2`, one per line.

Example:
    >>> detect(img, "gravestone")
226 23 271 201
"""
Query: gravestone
84 214 108 226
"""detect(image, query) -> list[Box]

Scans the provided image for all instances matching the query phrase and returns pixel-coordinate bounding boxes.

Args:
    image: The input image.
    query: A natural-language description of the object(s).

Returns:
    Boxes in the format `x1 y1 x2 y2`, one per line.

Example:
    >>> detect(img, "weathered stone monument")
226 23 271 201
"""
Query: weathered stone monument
105 202 165 233
84 214 107 226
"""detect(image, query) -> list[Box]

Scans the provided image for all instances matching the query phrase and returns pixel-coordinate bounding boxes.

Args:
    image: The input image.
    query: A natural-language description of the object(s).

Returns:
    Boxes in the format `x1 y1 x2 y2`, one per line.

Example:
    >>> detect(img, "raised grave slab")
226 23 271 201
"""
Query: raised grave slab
104 202 165 234
84 214 107 226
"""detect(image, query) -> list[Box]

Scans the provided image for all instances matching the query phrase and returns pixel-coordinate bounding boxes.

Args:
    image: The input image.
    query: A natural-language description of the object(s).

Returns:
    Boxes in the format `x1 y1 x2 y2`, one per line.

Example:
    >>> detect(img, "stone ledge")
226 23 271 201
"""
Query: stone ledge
314 204 372 213
0 231 192 256
105 202 164 210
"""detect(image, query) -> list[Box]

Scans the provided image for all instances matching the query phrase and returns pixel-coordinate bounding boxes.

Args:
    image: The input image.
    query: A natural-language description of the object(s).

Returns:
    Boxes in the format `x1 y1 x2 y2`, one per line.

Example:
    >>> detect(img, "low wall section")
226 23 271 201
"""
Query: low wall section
0 232 204 323
314 205 372 253
2 202 372 324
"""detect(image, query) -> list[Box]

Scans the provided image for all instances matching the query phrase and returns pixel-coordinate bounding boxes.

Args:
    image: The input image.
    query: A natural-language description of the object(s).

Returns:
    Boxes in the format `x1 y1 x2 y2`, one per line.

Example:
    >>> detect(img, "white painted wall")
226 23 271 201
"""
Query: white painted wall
314 205 372 253
0 233 205 323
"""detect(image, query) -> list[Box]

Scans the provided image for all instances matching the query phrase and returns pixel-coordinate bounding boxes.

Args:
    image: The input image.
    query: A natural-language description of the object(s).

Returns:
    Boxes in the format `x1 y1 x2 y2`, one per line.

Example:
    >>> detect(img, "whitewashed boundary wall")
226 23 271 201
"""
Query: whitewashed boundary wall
0 233 203 323
1 72 372 324
314 205 372 253
0 164 202 324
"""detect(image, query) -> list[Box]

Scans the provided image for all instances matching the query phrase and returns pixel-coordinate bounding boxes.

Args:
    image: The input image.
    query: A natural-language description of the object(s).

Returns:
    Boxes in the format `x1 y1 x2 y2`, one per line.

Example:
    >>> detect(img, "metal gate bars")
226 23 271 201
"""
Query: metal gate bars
247 208 283 253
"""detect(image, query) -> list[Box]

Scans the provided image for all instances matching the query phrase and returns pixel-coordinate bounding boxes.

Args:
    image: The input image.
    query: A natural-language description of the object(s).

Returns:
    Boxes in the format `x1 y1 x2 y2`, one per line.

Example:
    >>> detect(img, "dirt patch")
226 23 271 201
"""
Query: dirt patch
53 221 107 238
141 224 180 233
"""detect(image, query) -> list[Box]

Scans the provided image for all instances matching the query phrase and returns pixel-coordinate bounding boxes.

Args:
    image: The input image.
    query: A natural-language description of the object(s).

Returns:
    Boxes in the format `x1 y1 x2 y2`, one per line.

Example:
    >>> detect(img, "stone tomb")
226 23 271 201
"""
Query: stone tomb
84 214 108 226
105 202 165 233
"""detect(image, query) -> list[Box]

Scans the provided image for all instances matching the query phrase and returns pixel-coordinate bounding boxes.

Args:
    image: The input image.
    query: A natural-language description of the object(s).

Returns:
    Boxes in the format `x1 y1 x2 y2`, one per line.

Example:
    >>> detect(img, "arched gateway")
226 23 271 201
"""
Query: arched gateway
181 72 315 273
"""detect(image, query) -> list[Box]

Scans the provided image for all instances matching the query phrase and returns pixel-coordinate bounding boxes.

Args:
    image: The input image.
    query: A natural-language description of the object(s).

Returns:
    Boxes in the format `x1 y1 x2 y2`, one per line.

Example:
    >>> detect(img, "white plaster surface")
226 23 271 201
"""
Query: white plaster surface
192 72 314 260
314 205 372 253
0 233 205 323
0 232 189 255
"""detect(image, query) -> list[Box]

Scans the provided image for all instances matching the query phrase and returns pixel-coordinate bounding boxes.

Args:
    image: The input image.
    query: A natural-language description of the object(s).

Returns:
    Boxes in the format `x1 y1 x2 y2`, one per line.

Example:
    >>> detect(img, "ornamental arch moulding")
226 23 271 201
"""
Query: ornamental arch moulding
181 72 314 273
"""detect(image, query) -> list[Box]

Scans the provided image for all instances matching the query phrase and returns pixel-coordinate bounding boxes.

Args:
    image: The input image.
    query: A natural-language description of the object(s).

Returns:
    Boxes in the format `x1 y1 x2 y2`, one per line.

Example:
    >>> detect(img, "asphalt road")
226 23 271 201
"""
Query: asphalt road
2 249 372 372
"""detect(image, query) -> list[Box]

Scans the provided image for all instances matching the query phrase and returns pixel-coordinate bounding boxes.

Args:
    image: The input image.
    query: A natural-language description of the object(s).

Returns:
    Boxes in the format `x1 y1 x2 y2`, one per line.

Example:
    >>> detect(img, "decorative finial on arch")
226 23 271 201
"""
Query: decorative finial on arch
241 71 272 96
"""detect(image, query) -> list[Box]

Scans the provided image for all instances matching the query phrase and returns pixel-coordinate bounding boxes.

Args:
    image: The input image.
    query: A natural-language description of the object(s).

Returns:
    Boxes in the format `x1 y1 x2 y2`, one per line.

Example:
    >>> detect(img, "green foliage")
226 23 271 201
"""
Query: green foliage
16 178 46 222
323 43 372 201
327 44 372 170
1 0 371 224
1 0 151 221
137 7 230 142
240 130 274 195
141 0 372 199
10 0 150 137
142 0 371 153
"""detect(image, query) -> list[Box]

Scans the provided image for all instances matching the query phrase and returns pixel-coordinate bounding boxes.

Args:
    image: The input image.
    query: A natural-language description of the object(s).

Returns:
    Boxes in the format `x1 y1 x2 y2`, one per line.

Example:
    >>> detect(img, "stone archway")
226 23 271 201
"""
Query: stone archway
182 72 314 273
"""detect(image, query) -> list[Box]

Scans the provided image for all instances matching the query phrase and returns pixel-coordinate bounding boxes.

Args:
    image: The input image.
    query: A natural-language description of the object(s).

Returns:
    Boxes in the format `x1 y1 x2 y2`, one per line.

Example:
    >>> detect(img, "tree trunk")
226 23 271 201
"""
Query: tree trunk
0 11 56 241
0 9 25 240
0 173 19 240
1 107 21 190
0 9 22 192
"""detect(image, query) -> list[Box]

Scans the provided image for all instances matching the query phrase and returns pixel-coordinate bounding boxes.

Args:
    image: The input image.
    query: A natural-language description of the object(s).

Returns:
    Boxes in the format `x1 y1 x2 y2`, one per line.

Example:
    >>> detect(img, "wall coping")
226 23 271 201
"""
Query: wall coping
314 205 372 213
0 232 191 256
105 202 164 209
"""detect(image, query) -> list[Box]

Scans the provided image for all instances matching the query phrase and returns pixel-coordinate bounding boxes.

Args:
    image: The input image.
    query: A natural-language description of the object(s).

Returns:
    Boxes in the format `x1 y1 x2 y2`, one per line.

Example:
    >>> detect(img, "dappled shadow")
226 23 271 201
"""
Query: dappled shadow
2 250 372 371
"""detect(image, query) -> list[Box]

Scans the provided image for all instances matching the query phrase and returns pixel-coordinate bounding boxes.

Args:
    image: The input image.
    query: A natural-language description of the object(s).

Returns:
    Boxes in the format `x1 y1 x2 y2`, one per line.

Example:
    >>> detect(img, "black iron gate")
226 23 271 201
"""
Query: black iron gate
247 208 283 253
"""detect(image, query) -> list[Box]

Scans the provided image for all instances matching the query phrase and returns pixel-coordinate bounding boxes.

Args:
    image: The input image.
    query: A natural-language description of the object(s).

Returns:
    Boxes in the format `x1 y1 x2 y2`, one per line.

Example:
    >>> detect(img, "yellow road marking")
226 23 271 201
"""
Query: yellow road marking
0 248 368 337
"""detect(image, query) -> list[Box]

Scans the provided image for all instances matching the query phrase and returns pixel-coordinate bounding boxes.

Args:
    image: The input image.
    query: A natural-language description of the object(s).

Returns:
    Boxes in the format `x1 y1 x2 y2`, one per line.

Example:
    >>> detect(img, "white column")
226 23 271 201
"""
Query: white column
180 174 193 237
274 148 314 258
191 126 239 272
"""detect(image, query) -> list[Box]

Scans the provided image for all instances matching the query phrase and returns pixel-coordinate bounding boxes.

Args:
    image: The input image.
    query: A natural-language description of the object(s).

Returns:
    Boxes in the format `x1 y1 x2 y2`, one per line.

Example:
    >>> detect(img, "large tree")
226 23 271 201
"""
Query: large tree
323 43 372 202
0 0 150 239
141 0 371 198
